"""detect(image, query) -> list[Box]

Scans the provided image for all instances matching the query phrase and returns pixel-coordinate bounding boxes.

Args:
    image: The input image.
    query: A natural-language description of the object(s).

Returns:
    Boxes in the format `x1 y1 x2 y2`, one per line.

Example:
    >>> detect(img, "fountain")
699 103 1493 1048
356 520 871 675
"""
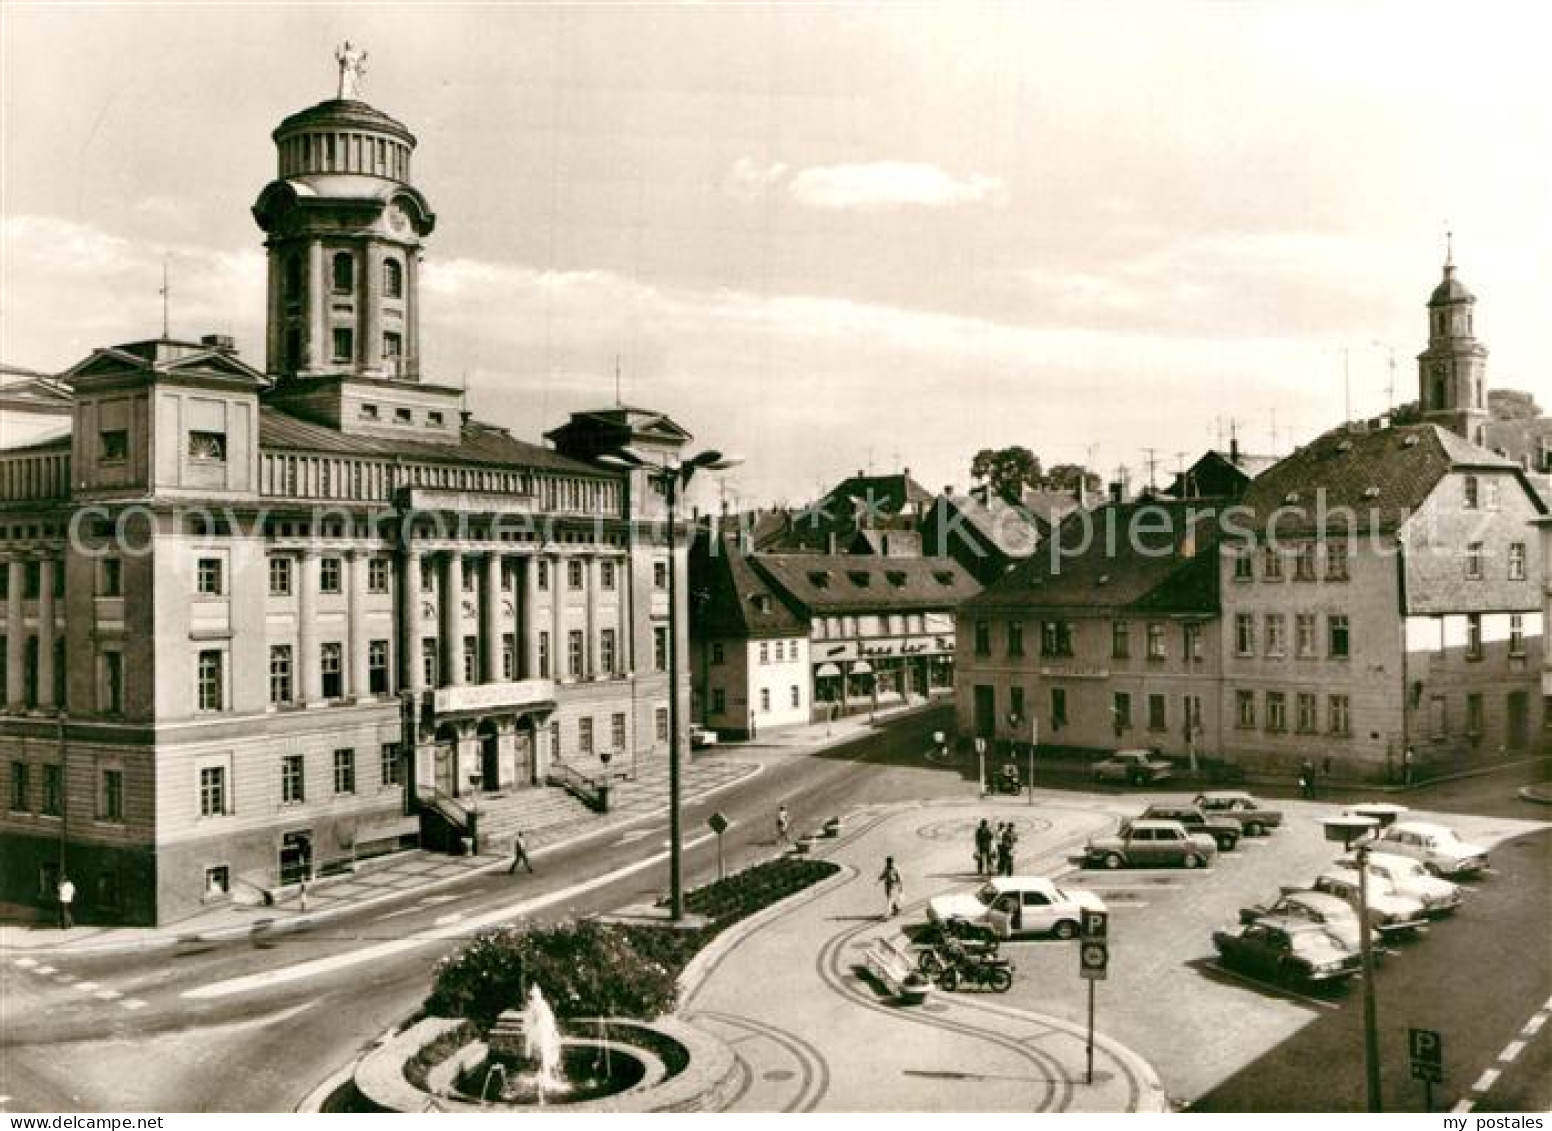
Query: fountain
520 984 565 1101
464 985 645 1106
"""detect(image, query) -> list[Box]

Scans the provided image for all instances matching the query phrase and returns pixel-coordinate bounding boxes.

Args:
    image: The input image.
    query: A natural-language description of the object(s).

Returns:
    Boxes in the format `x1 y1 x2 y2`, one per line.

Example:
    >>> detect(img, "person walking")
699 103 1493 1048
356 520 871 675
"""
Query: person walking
56 874 75 930
776 804 792 847
1299 759 1316 800
1402 746 1415 787
507 829 534 874
974 818 994 876
999 822 1019 876
878 856 903 919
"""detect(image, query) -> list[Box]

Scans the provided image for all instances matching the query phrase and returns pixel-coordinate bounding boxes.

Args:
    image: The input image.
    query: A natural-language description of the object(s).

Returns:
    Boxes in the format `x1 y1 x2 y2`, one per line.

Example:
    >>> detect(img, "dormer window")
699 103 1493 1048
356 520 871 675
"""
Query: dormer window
99 430 128 462
332 251 354 295
808 571 830 589
933 570 955 586
885 571 907 588
188 430 227 463
383 258 403 299
751 594 772 614
847 571 871 588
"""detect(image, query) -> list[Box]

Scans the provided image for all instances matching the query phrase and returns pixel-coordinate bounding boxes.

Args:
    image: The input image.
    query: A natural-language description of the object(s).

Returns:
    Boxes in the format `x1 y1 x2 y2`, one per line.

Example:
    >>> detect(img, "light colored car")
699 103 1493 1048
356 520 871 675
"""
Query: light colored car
1195 791 1284 836
1337 852 1465 915
1240 889 1377 952
1092 749 1173 785
927 876 1106 940
689 724 718 749
1306 870 1428 936
1084 819 1216 869
1372 820 1489 878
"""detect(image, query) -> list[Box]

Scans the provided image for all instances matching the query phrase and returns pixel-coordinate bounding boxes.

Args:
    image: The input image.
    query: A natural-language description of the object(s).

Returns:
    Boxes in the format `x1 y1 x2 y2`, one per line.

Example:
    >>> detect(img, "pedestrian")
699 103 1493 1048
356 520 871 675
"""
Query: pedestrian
776 804 792 846
974 818 994 876
507 829 534 874
56 874 75 930
1402 746 1415 787
1299 758 1316 800
999 822 1018 876
298 878 309 913
878 855 903 919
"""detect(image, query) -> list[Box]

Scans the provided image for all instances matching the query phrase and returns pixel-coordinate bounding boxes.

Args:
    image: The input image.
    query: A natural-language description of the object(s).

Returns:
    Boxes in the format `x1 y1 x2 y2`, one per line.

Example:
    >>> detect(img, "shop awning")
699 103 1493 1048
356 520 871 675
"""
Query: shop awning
850 660 874 674
814 662 842 678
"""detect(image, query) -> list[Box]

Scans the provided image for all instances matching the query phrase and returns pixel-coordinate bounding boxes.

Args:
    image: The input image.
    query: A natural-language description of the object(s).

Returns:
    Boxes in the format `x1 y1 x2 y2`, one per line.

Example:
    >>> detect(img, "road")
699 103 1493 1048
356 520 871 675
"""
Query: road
0 706 959 1112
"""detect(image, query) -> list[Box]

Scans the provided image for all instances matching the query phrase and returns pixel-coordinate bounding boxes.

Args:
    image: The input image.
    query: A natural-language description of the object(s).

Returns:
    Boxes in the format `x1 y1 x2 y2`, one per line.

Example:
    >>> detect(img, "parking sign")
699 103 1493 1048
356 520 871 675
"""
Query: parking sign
1080 941 1108 980
1409 1028 1443 1083
1081 908 1108 940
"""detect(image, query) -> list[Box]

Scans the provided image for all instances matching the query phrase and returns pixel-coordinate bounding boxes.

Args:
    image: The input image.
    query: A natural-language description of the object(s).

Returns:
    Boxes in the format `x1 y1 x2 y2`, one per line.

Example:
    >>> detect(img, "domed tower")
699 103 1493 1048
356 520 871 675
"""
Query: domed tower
1417 238 1489 445
252 46 436 385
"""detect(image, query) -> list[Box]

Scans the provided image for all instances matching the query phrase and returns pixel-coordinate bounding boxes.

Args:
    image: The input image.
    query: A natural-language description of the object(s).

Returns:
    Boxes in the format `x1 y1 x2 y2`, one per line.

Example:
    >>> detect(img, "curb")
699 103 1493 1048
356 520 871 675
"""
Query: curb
0 759 764 958
1517 784 1552 805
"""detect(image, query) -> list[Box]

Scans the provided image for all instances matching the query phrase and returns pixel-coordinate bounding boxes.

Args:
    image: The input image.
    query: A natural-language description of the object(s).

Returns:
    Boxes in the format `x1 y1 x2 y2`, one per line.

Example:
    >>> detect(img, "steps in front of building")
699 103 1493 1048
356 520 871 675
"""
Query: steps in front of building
472 787 597 852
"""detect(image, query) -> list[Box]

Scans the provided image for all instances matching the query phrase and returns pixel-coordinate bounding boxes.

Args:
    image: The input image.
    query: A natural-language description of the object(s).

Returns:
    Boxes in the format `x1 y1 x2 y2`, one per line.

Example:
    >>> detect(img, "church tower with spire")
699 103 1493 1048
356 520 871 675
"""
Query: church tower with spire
1417 237 1489 446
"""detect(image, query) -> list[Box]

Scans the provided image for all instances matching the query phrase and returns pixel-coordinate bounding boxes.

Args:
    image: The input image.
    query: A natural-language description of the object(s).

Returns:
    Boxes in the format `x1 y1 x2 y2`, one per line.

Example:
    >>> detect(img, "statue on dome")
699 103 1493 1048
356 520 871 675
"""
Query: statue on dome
335 41 368 100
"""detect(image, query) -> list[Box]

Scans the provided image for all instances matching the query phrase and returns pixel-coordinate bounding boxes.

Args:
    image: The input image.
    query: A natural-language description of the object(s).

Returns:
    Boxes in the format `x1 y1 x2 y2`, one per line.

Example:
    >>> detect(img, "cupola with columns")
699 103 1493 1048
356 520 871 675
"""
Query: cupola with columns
1417 235 1489 446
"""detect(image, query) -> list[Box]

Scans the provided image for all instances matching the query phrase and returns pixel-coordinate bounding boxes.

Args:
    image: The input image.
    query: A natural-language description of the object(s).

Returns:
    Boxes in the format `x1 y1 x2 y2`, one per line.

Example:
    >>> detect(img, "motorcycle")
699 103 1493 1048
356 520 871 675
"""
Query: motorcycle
917 926 999 979
992 765 1022 794
935 946 1014 993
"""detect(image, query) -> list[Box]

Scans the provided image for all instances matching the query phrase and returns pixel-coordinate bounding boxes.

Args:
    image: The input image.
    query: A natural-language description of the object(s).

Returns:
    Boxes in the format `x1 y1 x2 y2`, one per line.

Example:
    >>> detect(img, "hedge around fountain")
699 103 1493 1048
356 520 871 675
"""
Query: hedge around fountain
426 856 839 1026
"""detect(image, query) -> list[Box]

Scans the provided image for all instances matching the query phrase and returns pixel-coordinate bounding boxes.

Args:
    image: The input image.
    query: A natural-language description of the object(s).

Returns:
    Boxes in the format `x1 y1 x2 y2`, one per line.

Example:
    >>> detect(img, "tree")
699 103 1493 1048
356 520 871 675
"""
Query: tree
1489 389 1542 421
970 446 1043 504
1043 463 1103 495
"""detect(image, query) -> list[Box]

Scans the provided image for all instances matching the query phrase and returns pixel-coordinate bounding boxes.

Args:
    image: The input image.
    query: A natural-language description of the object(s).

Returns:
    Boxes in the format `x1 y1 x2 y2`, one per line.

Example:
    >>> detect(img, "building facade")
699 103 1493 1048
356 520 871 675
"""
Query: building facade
0 75 690 925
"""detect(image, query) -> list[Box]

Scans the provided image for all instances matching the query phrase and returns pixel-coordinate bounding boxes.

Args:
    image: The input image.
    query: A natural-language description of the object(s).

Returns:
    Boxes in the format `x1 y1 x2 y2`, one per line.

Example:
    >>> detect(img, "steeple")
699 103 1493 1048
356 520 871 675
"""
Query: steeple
1417 238 1488 446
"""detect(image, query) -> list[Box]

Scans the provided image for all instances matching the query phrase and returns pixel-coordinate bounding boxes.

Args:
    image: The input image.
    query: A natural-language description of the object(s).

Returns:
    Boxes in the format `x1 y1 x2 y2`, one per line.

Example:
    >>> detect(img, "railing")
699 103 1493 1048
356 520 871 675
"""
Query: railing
417 785 476 851
545 762 610 812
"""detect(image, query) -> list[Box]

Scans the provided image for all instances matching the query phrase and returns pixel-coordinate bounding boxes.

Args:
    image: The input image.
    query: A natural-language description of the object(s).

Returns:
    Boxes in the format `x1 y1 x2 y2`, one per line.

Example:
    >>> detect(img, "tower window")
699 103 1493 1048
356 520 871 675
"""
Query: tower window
332 252 354 295
284 253 302 299
384 259 403 299
332 327 354 363
384 332 402 361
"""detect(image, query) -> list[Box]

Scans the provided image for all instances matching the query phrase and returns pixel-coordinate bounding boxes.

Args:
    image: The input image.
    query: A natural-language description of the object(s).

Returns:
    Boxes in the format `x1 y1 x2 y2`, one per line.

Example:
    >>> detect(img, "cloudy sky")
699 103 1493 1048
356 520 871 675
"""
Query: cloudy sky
3 2 1549 508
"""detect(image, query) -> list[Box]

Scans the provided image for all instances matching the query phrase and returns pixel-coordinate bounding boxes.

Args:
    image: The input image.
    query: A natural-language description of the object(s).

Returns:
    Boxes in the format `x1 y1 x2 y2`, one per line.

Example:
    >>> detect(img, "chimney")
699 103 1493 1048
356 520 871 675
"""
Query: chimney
201 333 235 352
943 485 954 497
1108 481 1123 504
1229 437 1241 466
826 532 837 554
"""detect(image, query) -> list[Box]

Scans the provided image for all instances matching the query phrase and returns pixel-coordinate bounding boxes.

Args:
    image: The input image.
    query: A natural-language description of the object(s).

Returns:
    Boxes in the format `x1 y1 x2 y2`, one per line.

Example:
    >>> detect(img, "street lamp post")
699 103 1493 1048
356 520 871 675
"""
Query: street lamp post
600 446 741 921
1319 814 1384 1112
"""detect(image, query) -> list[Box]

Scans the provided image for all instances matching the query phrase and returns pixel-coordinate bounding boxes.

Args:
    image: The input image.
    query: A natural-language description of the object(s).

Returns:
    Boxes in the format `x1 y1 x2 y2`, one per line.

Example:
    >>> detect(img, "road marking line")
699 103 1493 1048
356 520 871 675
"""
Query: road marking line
13 958 36 968
73 980 98 992
183 831 718 1001
1451 1099 1473 1115
1499 1040 1525 1064
1471 1068 1500 1094
1524 1013 1547 1037
34 965 55 975
120 999 147 1011
94 988 122 1001
53 973 76 983
432 912 465 927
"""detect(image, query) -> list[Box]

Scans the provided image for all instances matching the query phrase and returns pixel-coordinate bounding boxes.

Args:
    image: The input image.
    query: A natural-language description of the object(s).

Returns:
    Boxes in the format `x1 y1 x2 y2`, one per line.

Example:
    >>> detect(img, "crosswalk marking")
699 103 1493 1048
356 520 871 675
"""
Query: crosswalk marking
73 980 99 992
13 958 36 969
121 998 147 1011
33 965 55 975
94 988 122 1001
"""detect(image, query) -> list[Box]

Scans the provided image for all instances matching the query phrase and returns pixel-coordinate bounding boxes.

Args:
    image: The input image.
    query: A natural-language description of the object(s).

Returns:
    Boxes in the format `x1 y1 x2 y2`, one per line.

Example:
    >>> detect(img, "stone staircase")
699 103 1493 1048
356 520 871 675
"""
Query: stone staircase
472 786 598 854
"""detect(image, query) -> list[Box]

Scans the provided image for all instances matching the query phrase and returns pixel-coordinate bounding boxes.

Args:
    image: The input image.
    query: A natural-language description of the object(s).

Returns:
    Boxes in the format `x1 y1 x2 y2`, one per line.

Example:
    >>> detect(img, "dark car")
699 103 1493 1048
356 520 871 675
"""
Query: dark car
1193 791 1284 836
1140 803 1242 851
1212 916 1362 988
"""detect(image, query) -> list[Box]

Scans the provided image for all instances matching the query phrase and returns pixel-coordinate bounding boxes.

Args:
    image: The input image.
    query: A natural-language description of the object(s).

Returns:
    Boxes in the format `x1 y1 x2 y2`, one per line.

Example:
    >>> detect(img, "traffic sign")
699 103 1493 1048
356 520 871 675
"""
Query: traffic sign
707 812 730 835
1079 940 1108 981
1081 908 1108 940
1409 1028 1443 1083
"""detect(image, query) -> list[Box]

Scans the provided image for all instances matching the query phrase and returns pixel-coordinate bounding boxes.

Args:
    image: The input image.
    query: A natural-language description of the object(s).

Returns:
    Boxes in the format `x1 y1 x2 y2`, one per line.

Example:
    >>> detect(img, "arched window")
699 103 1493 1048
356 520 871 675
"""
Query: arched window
384 258 403 299
332 252 354 295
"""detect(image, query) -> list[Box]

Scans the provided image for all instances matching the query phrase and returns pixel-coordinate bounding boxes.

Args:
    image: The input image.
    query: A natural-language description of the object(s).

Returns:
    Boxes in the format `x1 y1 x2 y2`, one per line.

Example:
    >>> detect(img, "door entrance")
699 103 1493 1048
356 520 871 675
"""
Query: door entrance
481 732 500 791
513 727 534 785
973 685 996 739
279 831 313 886
1508 691 1528 750
434 740 457 796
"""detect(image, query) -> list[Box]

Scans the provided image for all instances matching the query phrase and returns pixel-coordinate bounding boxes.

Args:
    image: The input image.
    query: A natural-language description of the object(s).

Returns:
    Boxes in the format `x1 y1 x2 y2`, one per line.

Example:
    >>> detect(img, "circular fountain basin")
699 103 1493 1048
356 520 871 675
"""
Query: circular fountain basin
451 1039 657 1105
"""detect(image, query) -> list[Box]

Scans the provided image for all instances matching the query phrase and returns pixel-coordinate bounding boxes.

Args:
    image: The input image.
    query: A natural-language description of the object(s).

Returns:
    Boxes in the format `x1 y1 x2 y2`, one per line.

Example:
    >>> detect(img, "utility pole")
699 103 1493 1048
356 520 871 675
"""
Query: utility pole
1141 448 1159 493
1343 347 1352 424
160 255 170 339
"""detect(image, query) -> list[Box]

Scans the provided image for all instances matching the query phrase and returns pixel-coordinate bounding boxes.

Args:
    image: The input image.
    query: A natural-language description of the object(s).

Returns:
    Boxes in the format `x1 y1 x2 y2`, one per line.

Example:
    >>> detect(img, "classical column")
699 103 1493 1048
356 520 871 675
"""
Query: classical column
616 555 630 678
347 550 369 699
405 251 420 379
363 243 383 373
440 554 465 687
36 557 55 711
306 238 326 371
401 550 425 693
298 551 321 704
5 560 24 709
584 555 597 679
481 553 502 684
550 554 564 682
522 556 540 679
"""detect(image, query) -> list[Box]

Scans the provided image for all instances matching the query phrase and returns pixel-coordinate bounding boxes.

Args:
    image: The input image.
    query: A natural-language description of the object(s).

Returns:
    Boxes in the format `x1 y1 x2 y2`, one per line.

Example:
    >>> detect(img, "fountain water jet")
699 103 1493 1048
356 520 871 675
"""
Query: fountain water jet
522 984 565 1101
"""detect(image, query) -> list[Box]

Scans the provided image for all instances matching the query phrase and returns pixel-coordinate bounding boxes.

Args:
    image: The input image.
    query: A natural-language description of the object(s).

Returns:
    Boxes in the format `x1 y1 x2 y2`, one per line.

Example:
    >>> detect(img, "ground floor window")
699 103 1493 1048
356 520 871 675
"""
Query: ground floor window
655 707 669 743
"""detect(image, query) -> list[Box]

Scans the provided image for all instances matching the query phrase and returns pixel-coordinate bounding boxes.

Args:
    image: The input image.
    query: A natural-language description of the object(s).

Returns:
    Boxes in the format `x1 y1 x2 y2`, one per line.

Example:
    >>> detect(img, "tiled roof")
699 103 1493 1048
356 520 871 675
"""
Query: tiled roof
938 494 1043 557
751 552 980 615
1020 488 1086 525
258 406 612 477
689 532 808 640
1235 423 1522 534
966 499 1220 615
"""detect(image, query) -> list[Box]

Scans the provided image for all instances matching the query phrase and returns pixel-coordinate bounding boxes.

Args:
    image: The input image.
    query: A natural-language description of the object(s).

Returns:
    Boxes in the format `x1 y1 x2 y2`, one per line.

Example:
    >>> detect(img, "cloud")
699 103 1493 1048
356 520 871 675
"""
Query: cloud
724 158 788 201
787 162 1007 211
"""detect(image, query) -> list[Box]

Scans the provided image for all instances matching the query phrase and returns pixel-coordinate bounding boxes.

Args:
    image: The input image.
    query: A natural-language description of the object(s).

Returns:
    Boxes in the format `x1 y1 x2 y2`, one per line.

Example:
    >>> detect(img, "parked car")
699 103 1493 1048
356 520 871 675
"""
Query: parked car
1371 820 1489 878
1083 819 1217 869
1194 791 1284 836
1306 870 1428 936
1140 803 1243 851
1239 889 1377 952
1093 749 1173 785
1213 916 1363 987
689 725 718 749
1335 852 1465 916
927 876 1107 940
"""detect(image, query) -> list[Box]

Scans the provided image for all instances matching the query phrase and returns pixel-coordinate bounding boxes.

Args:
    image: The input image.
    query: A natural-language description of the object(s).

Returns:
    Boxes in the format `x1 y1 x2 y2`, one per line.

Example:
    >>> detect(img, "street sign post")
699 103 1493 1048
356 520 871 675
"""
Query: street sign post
707 812 731 880
1409 1027 1443 1111
1079 909 1109 1083
1028 716 1038 804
